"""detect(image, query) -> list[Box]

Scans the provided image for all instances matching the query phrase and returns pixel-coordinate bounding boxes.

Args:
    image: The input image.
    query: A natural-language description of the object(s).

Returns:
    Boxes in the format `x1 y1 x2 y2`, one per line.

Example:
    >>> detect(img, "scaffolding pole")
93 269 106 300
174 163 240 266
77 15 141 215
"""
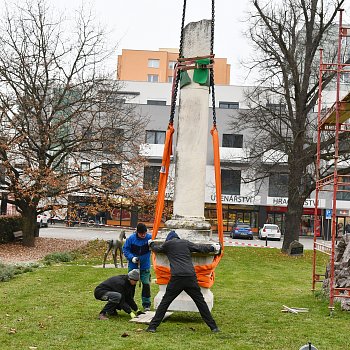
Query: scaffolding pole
313 9 350 313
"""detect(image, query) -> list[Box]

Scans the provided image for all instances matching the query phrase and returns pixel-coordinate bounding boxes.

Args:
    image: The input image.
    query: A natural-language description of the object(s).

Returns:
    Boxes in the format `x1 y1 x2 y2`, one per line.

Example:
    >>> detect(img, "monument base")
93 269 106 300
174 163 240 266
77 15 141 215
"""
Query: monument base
154 284 214 312
153 215 216 312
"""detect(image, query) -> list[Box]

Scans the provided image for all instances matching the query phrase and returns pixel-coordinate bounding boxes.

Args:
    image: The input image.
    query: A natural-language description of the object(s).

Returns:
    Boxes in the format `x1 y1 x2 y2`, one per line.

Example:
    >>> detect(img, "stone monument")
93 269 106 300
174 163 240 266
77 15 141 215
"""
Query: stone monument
153 19 217 312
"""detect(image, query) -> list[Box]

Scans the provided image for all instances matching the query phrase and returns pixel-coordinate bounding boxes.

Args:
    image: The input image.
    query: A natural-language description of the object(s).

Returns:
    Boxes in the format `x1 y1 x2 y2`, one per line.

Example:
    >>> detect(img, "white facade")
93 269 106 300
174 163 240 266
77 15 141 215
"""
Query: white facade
120 80 350 236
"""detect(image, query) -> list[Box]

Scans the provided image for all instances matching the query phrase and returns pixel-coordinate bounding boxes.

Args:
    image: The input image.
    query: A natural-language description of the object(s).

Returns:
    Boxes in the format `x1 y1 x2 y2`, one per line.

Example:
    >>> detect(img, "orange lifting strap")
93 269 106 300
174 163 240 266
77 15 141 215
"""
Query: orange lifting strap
151 124 224 288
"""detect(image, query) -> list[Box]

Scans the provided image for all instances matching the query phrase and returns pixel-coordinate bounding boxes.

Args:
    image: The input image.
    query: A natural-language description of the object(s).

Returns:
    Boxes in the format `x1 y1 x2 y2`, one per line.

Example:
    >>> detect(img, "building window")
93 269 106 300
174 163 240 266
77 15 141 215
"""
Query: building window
148 59 160 68
168 76 173 83
148 74 159 83
222 134 243 148
146 130 166 144
337 176 350 201
147 100 167 106
101 128 124 153
101 164 122 191
144 166 161 191
266 103 286 113
219 101 239 109
80 162 90 184
268 173 288 197
168 61 176 69
221 169 241 195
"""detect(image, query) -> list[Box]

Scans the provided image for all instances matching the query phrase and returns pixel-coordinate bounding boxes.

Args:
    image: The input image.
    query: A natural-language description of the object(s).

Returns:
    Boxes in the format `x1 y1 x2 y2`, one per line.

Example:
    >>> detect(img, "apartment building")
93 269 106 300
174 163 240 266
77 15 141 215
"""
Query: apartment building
110 80 350 237
117 48 231 85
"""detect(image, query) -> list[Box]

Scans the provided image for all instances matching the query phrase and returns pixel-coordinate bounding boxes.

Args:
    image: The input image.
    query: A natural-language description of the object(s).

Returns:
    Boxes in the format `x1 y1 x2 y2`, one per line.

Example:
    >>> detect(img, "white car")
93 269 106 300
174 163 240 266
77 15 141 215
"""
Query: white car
259 224 281 241
37 212 49 228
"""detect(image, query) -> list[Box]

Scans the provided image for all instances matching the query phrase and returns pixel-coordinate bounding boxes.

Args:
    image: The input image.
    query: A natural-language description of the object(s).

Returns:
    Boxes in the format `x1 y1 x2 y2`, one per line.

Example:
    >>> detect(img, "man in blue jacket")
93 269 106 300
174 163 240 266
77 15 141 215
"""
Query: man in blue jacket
123 223 152 311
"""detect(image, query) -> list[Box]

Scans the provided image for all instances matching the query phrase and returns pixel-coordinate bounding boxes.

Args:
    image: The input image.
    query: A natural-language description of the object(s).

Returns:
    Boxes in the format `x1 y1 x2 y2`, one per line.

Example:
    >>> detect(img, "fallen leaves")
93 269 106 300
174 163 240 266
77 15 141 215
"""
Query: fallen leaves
0 238 88 263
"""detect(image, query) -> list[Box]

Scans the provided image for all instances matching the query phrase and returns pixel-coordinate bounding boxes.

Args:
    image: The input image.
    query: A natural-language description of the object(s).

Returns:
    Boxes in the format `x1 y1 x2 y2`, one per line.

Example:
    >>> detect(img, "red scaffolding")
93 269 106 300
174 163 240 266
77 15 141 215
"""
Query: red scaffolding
312 9 350 313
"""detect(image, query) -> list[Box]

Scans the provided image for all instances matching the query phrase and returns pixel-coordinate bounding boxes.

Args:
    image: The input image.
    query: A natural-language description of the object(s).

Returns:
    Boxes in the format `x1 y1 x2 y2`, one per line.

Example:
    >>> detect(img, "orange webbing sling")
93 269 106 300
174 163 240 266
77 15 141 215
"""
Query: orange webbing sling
152 123 174 238
151 123 224 288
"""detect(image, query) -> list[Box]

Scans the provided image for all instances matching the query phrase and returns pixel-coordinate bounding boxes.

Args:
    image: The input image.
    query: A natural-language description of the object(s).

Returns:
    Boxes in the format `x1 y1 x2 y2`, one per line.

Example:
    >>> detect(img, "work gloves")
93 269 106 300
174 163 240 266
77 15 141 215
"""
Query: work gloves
132 257 139 264
211 243 221 254
130 310 145 319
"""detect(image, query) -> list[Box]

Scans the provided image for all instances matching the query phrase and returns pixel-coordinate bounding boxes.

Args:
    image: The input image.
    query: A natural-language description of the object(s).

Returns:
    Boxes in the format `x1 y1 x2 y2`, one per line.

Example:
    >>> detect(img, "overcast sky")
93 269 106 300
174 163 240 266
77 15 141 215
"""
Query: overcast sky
51 0 254 85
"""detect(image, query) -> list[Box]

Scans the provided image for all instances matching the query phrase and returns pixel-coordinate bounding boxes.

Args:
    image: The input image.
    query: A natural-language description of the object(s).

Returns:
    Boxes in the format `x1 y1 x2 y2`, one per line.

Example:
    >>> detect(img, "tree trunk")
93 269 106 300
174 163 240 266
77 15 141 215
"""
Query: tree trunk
21 208 38 247
282 140 306 253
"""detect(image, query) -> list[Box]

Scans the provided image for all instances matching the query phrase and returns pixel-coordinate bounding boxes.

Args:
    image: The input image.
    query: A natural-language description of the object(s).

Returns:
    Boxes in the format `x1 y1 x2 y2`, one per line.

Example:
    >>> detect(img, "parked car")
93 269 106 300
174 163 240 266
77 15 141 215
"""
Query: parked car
37 212 49 228
258 224 281 241
230 223 254 240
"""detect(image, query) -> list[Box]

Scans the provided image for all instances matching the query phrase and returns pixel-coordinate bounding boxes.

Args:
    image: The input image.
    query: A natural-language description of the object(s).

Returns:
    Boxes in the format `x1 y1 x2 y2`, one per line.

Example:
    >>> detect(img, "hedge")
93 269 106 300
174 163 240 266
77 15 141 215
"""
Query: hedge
0 216 23 243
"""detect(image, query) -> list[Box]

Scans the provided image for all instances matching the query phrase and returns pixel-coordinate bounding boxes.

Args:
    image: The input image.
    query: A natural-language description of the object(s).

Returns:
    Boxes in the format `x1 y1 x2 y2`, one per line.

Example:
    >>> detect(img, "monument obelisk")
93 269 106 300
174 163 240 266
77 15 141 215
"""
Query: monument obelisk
154 19 216 311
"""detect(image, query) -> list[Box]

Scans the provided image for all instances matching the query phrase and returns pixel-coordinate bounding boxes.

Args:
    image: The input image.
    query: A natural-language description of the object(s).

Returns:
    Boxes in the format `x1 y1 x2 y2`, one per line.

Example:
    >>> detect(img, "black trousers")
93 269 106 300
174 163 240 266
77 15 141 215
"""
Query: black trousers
99 291 122 315
149 275 217 330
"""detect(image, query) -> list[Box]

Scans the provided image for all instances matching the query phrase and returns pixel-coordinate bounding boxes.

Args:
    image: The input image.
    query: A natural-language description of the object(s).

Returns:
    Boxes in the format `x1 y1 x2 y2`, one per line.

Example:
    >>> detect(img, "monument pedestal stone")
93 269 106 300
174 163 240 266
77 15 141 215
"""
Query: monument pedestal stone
153 218 215 311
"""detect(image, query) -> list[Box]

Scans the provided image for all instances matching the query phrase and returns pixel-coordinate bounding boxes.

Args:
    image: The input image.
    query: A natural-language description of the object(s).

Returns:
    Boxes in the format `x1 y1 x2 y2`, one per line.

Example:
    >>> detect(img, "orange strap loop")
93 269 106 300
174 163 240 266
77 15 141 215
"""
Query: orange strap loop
210 125 224 250
151 124 224 288
152 123 174 239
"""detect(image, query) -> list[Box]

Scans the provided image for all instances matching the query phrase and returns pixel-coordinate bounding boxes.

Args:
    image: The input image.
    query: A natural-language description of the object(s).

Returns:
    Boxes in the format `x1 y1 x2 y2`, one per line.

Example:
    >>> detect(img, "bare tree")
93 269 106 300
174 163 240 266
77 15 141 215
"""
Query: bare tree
0 0 147 246
233 0 347 252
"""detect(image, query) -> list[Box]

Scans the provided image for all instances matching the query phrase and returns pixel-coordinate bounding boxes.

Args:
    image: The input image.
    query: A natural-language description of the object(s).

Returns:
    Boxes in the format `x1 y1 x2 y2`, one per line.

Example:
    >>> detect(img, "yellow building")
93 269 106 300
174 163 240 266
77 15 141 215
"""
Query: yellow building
117 48 230 85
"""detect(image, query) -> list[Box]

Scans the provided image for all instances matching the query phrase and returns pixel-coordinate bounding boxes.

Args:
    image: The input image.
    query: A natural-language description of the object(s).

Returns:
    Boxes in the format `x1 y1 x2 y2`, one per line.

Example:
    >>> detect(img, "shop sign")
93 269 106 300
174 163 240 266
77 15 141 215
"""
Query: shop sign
165 191 174 200
267 197 326 208
209 194 261 205
336 209 350 216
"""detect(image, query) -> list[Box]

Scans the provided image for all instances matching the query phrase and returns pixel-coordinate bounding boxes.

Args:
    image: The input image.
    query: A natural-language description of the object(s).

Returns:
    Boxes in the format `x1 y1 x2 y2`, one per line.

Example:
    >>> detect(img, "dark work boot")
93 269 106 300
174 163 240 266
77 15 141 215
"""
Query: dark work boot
98 313 109 320
145 326 156 333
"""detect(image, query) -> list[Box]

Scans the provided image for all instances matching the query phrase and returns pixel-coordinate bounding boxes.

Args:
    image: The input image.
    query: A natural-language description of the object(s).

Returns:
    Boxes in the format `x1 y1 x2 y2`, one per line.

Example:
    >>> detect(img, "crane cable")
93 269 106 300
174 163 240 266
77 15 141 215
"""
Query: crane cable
151 0 224 288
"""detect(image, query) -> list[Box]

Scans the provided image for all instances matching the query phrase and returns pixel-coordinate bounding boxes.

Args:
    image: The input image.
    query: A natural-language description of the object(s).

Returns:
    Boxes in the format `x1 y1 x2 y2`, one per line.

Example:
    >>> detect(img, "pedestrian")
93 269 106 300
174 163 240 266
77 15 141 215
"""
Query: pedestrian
123 223 152 311
94 269 144 320
345 222 350 234
146 230 221 333
50 210 56 225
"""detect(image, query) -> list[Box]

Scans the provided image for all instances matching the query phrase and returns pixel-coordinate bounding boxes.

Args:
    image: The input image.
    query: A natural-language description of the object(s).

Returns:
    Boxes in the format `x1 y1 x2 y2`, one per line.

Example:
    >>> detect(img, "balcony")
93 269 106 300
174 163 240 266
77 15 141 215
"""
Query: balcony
261 150 288 164
140 143 167 159
219 147 249 163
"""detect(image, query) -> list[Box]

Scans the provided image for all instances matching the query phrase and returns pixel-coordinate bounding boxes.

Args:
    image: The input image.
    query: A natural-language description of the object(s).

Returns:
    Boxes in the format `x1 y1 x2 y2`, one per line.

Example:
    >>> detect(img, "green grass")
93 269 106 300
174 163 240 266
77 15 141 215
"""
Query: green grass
0 246 349 350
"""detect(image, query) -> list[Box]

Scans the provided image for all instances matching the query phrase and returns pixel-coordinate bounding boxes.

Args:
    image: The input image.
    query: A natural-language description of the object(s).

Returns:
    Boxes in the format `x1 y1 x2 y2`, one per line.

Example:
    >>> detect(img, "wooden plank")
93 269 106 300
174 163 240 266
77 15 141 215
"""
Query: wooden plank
282 305 309 313
129 311 173 324
282 305 299 314
321 91 350 126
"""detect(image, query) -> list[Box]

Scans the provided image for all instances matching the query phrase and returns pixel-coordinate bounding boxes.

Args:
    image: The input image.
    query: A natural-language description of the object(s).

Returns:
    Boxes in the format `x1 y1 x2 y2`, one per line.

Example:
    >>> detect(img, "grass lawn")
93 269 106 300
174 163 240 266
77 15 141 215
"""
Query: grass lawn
0 245 349 350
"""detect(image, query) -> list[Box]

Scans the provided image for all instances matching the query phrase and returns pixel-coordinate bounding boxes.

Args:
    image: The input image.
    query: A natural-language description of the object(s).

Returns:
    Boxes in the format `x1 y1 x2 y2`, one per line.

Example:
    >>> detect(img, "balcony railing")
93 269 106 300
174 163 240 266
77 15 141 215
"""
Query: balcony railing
261 150 288 164
219 147 249 163
140 143 166 159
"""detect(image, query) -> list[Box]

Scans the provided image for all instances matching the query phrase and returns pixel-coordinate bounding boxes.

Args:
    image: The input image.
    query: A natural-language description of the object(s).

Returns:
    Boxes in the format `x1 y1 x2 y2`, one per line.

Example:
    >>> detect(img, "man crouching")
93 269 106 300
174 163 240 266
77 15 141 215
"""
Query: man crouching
94 269 144 320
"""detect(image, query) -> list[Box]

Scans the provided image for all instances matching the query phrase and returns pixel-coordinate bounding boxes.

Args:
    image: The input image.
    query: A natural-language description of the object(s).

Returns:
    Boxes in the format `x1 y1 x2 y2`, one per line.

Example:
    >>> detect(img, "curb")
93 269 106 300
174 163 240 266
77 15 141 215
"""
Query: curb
223 239 276 249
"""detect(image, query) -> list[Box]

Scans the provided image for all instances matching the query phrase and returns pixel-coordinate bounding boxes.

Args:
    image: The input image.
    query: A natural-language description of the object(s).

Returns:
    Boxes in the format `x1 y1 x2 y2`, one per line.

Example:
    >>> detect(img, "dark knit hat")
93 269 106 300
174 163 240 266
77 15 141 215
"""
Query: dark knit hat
136 223 147 234
128 269 140 281
166 230 180 241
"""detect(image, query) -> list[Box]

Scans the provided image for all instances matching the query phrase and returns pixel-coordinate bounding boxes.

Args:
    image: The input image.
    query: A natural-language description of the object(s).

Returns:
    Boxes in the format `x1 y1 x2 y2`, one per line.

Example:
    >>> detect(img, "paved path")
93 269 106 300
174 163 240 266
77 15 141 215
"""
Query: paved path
39 224 324 250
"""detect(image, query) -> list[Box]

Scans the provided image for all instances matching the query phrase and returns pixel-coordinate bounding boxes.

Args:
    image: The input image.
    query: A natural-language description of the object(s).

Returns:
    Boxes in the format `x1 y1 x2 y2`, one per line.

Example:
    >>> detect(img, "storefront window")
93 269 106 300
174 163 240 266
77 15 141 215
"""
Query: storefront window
205 204 259 232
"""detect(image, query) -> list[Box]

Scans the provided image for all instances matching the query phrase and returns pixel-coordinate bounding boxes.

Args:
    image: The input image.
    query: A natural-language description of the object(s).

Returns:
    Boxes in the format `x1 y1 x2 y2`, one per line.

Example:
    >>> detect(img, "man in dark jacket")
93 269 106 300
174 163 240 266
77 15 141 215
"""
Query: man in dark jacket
146 231 220 333
94 269 143 320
